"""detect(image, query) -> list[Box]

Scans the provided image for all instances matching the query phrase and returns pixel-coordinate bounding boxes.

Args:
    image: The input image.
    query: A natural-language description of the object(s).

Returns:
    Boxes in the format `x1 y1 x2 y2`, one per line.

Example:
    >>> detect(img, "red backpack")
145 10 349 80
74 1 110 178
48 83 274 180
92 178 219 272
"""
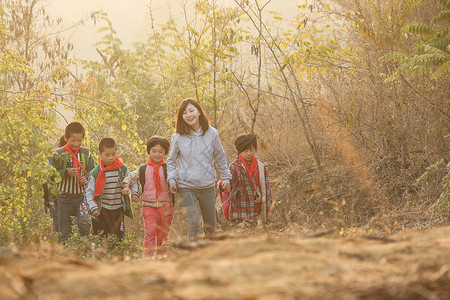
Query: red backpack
217 167 240 221
217 180 231 220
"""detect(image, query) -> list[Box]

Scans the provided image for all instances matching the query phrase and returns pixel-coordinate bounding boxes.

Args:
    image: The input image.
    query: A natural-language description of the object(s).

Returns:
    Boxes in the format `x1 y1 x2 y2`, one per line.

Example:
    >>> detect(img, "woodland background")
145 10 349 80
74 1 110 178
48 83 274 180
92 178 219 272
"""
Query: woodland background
0 0 449 255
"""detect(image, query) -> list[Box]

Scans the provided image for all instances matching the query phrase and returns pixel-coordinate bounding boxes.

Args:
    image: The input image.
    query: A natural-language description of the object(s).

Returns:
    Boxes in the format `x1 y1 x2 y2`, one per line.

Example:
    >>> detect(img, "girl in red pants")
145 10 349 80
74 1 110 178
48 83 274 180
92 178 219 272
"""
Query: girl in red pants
122 136 174 257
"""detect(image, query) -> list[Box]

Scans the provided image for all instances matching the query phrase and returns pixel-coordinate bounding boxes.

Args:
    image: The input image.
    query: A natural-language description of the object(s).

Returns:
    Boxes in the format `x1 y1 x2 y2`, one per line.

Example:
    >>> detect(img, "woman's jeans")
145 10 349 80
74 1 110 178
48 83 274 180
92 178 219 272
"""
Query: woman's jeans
179 187 216 238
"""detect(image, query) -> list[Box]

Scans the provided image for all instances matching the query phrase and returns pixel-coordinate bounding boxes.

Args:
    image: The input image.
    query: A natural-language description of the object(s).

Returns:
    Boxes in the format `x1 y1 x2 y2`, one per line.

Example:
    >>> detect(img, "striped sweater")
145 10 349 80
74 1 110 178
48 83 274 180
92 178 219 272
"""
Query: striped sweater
85 163 138 217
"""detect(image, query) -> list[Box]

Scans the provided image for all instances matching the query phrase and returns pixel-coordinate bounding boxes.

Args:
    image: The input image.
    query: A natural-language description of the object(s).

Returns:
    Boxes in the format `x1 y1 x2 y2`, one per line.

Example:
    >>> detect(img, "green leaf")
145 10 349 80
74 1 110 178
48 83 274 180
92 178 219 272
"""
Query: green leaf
403 23 434 35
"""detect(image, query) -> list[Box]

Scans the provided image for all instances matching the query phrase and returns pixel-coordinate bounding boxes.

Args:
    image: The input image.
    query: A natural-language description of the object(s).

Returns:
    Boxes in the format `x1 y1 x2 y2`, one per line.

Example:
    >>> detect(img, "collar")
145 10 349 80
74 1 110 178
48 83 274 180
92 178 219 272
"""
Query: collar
188 127 204 136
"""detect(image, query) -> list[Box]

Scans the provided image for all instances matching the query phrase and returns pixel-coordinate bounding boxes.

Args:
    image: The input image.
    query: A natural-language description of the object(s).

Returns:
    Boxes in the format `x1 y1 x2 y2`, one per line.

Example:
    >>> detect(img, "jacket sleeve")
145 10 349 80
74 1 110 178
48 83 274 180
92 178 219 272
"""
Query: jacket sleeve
123 168 141 197
166 133 179 185
229 163 238 203
213 130 232 184
84 173 99 214
50 151 69 178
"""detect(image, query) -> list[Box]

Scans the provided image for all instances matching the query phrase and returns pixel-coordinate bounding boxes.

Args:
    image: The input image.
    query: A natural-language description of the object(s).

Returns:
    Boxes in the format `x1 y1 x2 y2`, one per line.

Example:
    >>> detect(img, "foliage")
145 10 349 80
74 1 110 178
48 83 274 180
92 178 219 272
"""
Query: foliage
435 162 450 212
414 159 449 213
0 0 75 90
384 0 450 79
0 0 71 245
0 88 60 244
1 0 449 254
159 0 243 128
63 228 141 260
75 11 167 164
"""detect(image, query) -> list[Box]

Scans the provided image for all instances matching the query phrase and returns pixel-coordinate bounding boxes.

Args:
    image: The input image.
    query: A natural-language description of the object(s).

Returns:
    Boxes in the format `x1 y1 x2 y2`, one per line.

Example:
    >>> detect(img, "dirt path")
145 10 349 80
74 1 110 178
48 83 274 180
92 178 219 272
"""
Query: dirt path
1 226 450 300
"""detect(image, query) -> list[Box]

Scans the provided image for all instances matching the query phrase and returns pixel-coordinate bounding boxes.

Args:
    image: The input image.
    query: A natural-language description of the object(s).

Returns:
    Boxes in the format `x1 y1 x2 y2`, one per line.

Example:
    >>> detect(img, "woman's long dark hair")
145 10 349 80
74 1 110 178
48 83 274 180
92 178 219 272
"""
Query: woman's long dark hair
175 98 210 136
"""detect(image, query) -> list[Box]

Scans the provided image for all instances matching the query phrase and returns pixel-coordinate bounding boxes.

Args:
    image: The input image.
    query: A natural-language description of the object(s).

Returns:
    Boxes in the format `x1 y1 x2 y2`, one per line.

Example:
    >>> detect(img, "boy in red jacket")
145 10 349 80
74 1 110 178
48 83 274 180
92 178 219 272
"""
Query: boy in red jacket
225 134 272 226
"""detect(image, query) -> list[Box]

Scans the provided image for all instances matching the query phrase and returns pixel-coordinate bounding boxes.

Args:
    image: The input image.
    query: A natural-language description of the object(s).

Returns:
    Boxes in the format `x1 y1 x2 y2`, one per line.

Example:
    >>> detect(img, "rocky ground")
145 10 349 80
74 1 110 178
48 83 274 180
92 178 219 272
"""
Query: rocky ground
1 226 450 300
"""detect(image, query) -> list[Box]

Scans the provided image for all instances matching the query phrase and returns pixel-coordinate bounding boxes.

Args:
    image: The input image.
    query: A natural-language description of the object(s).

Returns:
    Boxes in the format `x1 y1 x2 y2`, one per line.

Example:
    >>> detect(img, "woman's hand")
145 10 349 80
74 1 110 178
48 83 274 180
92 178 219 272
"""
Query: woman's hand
169 182 178 194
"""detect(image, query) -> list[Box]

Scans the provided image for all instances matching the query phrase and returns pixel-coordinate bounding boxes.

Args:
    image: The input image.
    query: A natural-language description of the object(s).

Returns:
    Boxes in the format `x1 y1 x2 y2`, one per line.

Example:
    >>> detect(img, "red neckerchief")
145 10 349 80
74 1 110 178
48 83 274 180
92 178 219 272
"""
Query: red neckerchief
238 154 259 190
147 158 165 195
64 144 86 183
94 157 123 197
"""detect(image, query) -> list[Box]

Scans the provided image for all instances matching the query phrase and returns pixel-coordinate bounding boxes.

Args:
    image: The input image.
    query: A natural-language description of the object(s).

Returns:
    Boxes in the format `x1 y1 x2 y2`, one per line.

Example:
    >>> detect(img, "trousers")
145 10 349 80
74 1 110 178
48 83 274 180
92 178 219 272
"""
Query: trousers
58 193 91 242
179 187 216 238
142 203 173 256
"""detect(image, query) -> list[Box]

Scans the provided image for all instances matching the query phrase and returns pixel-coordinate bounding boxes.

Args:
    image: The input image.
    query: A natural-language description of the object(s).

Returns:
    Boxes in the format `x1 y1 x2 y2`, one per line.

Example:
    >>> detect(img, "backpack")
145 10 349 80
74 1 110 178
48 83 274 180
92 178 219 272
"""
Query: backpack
218 182 232 221
218 166 241 221
138 164 174 205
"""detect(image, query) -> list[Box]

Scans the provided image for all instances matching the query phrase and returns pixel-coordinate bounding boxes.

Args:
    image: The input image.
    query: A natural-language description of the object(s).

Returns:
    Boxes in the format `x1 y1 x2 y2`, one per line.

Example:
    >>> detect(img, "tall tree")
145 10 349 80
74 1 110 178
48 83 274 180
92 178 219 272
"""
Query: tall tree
162 0 242 128
0 0 71 242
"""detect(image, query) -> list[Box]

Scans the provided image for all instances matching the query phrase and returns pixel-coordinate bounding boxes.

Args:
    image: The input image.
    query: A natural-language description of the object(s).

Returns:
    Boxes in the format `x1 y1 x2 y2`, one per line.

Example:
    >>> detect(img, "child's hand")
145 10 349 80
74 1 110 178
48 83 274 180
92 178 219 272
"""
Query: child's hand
131 195 139 202
122 186 130 195
92 210 100 217
222 182 231 192
67 168 78 177
169 182 178 194
80 176 88 185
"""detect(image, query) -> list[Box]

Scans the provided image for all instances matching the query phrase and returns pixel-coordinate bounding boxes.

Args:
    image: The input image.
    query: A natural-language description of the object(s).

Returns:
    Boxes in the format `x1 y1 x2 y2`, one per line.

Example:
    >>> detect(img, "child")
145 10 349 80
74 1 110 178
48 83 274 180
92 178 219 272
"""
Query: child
43 135 67 233
166 98 231 238
85 138 137 239
122 136 173 257
226 134 272 225
50 122 95 242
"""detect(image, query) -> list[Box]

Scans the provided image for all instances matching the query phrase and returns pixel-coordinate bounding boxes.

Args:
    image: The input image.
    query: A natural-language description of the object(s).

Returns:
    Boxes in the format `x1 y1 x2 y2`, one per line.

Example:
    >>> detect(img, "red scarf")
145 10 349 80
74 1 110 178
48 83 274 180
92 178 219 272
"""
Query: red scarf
238 154 259 190
147 158 165 195
64 144 86 183
94 157 123 197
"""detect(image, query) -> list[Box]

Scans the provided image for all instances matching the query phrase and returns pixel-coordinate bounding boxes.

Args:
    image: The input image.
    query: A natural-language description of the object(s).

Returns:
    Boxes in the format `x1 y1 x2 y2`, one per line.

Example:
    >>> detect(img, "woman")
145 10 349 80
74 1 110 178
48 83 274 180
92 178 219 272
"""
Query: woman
167 98 231 238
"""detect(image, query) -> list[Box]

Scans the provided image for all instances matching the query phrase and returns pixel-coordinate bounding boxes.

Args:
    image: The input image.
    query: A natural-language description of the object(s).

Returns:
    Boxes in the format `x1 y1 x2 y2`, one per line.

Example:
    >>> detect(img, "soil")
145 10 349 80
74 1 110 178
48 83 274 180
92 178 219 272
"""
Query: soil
1 226 450 300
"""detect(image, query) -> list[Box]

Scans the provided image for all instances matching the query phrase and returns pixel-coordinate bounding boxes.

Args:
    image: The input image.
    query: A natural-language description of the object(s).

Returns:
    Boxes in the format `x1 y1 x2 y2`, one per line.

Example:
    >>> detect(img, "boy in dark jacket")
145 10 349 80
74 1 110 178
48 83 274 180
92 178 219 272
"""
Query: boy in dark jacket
50 122 95 242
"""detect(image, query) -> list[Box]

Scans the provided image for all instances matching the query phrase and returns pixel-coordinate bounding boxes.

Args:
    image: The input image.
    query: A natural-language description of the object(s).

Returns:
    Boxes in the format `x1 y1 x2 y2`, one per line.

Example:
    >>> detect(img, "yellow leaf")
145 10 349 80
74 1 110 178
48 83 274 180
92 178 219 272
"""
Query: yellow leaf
328 200 339 207
121 124 127 130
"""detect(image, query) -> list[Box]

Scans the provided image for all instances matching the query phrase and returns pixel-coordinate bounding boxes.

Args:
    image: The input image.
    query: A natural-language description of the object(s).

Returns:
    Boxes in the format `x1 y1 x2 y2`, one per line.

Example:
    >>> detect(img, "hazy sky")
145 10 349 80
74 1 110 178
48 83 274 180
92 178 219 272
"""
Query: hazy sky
46 0 299 60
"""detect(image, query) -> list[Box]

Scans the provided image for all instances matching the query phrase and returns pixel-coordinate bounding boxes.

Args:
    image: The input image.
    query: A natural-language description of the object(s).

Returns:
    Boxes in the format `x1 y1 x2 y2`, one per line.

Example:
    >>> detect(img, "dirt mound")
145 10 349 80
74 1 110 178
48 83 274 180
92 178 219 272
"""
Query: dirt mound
1 226 450 300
